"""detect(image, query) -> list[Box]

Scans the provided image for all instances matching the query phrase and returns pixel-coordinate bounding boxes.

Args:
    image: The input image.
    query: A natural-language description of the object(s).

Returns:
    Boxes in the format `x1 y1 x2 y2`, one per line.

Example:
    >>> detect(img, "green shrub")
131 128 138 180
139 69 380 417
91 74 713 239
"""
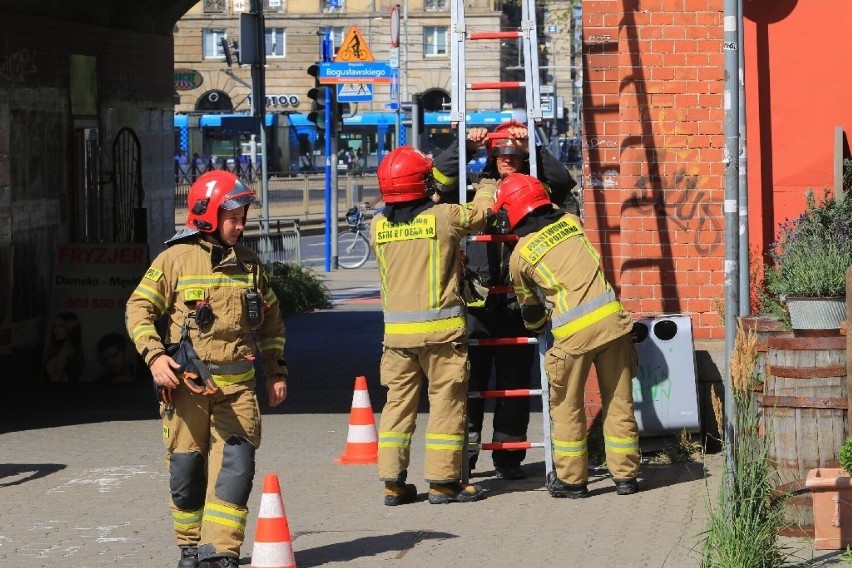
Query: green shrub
839 438 852 476
266 262 332 315
702 325 786 567
764 189 852 298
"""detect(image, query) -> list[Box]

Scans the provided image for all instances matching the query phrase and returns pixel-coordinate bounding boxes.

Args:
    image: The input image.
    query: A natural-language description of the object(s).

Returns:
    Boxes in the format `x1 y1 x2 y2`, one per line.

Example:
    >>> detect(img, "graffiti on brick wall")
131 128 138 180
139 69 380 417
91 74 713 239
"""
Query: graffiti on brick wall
0 43 37 84
589 168 619 190
586 137 617 149
632 363 673 402
625 107 722 256
627 170 722 255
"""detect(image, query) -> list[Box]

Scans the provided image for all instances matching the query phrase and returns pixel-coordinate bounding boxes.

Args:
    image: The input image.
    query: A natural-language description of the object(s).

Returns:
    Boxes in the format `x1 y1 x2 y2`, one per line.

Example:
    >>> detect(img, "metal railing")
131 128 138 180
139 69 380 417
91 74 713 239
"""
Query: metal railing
175 170 381 228
241 222 302 265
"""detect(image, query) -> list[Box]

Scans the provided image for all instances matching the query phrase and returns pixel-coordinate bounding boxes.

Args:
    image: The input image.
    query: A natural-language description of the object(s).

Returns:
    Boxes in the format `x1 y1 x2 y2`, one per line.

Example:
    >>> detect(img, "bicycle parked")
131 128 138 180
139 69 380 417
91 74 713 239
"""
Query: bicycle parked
337 203 372 269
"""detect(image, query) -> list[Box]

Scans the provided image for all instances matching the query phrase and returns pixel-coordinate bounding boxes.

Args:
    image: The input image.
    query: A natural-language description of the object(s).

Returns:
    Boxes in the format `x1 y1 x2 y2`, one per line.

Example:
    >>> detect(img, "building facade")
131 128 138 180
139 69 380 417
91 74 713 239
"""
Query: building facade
173 0 577 122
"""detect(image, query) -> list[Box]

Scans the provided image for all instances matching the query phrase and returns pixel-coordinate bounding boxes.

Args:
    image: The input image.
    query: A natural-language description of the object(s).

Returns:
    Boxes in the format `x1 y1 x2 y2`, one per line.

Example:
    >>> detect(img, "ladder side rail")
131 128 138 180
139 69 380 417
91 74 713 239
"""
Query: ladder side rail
520 0 541 179
450 0 464 124
539 326 553 477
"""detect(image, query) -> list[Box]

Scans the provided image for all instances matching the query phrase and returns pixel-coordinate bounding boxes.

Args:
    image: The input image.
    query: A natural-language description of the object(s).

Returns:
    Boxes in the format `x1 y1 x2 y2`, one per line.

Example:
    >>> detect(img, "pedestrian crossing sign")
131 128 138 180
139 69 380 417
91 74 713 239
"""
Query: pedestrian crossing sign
334 26 375 62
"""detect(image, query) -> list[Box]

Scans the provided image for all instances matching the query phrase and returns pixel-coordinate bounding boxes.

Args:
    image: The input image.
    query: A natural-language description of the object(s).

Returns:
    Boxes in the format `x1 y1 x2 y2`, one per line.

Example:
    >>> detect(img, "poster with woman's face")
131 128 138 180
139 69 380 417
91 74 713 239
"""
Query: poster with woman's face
44 244 148 383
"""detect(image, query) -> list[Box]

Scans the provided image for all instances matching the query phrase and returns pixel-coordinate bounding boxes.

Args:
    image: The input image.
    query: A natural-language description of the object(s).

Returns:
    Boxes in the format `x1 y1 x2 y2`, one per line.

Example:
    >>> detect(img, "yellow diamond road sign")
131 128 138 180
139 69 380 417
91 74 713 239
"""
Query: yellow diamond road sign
334 26 375 62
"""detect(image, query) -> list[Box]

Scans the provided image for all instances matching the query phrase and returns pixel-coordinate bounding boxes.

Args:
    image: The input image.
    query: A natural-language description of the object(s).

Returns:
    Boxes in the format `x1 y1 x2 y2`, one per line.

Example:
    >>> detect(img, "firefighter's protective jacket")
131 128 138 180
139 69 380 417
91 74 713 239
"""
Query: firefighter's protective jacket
126 237 287 383
509 212 632 356
371 184 496 348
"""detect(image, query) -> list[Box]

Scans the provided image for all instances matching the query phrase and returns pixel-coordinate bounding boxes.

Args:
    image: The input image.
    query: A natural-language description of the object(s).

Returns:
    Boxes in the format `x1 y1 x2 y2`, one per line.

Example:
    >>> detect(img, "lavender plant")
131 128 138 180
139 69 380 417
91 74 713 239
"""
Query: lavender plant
765 189 852 298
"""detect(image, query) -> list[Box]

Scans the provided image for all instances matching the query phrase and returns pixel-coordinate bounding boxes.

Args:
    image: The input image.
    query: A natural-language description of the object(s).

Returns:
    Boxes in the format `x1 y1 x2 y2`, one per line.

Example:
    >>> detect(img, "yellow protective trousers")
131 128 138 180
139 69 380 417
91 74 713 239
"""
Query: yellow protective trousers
545 334 640 485
378 342 469 483
161 378 260 560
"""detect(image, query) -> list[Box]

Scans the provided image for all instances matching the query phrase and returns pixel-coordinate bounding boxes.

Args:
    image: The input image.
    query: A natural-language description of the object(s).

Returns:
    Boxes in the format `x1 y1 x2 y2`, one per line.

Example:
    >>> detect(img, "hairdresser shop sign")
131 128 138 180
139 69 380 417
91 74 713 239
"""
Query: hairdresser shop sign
45 244 148 383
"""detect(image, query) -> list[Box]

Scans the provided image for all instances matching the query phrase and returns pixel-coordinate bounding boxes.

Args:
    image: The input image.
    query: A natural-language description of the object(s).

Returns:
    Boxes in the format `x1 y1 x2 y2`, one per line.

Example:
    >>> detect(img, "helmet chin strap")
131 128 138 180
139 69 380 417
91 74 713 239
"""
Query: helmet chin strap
201 230 229 249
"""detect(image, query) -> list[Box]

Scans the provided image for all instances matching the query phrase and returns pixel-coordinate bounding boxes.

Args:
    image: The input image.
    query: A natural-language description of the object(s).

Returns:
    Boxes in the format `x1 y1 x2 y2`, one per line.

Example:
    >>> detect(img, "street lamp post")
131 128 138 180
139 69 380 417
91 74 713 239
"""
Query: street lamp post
401 0 409 103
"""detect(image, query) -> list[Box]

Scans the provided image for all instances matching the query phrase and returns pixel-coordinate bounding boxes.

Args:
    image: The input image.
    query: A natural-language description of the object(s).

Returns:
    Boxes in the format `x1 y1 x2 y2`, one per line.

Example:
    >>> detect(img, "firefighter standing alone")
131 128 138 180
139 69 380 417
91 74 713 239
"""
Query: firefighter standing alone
126 171 288 567
371 146 496 505
493 173 641 498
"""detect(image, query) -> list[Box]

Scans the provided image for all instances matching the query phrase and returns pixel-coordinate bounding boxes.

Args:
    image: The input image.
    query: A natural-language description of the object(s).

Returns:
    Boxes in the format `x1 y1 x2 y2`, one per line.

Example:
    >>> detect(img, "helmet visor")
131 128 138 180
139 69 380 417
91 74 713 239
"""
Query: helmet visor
492 140 523 156
220 179 258 210
221 192 258 210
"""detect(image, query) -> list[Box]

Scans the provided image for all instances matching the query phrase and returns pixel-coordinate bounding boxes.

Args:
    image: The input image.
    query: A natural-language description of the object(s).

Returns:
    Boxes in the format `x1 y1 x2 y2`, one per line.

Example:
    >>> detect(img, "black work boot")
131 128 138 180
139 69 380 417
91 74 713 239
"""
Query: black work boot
383 470 418 506
495 465 525 480
198 557 238 567
546 471 588 499
384 481 418 506
428 482 484 504
614 477 639 495
178 545 198 568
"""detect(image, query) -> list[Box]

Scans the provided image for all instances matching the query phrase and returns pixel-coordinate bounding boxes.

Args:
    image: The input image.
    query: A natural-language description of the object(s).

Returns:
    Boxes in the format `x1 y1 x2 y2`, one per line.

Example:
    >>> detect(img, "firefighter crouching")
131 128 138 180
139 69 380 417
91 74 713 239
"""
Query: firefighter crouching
493 173 641 498
126 171 287 568
371 146 496 505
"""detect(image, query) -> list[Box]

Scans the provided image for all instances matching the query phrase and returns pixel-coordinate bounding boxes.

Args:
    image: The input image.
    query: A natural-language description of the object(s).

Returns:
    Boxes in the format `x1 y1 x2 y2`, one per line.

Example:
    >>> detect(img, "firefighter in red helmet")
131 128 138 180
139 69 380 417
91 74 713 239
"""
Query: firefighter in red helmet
431 119 578 480
493 173 640 498
371 146 496 505
126 170 288 567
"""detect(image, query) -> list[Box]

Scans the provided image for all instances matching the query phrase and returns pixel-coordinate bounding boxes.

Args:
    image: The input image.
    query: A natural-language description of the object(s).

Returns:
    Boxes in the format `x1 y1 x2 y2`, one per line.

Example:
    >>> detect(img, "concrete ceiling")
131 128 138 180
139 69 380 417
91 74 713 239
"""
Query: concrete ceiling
0 0 199 35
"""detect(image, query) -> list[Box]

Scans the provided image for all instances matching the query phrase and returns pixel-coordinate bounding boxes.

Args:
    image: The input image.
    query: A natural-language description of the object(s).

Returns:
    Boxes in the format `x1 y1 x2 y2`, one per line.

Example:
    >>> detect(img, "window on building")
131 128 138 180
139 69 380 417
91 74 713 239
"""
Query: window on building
266 28 285 58
424 0 448 11
203 0 225 13
320 26 345 51
322 0 344 12
203 29 227 60
423 26 448 57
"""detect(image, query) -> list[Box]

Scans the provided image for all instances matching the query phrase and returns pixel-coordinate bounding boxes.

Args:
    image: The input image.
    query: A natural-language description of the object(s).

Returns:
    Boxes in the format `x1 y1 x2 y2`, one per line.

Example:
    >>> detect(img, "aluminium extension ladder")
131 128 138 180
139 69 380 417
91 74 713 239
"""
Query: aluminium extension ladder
449 0 553 484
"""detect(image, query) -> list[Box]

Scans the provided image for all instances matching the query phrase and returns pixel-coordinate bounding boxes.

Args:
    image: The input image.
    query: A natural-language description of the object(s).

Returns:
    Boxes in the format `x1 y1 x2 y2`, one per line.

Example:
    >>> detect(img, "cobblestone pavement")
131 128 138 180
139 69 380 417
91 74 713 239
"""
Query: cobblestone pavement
0 267 839 567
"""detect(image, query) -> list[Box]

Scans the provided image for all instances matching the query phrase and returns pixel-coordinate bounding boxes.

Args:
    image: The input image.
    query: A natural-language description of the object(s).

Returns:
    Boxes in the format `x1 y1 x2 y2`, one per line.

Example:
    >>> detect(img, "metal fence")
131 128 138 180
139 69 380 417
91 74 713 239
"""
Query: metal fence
174 169 381 227
241 223 302 265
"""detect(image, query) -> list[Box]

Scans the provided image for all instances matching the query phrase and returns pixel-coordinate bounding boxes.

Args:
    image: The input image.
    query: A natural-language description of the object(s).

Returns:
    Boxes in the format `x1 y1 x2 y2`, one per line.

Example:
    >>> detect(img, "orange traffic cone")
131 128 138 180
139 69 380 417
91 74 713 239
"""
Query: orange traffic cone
250 474 296 568
336 375 379 464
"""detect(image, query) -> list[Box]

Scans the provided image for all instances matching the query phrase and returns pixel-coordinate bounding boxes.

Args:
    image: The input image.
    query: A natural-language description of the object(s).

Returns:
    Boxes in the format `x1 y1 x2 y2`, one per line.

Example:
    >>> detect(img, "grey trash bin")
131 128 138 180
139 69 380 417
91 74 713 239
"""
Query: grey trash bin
631 314 701 436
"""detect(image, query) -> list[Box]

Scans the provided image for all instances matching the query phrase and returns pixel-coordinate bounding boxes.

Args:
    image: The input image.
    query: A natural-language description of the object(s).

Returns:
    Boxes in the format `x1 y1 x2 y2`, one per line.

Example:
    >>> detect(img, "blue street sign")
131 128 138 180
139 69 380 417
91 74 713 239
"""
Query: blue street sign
319 62 392 84
337 82 374 103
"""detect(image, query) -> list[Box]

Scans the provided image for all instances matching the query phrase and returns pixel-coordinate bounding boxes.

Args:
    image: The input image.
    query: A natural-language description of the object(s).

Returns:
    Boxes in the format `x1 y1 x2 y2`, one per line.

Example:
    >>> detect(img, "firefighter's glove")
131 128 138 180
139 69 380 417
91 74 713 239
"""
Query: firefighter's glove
169 341 217 396
521 303 549 334
461 268 489 306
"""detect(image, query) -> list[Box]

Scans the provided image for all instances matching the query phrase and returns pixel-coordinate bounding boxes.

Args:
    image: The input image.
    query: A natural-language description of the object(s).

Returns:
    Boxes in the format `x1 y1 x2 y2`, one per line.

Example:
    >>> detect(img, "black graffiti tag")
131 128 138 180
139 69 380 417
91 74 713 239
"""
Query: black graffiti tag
628 170 722 256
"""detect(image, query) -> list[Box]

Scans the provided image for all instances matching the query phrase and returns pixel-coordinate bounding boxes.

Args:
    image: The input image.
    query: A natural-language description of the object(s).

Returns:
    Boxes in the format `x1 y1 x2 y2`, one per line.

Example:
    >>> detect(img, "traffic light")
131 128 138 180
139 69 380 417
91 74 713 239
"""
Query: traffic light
306 63 337 136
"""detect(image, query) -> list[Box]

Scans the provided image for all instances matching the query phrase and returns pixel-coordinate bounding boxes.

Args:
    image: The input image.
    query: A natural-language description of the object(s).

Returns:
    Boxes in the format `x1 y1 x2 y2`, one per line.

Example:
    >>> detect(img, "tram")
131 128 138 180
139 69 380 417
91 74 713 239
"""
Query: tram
173 108 529 175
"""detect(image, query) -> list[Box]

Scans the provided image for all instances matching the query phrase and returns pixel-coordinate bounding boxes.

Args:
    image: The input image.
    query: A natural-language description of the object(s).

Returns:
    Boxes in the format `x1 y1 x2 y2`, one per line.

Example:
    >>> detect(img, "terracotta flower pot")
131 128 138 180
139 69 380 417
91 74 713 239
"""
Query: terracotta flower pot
806 468 852 550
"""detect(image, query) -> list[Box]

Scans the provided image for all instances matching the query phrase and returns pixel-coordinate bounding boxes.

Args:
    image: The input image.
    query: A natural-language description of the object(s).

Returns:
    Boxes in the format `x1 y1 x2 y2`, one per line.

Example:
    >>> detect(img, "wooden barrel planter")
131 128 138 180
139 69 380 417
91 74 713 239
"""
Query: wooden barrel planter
740 315 793 382
763 335 847 531
740 315 793 436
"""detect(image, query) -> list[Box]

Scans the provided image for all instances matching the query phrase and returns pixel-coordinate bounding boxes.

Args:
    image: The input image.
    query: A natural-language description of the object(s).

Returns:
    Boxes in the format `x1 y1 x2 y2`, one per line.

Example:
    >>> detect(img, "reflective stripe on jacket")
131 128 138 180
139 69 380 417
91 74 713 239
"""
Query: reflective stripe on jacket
509 213 632 355
371 184 496 347
126 237 287 382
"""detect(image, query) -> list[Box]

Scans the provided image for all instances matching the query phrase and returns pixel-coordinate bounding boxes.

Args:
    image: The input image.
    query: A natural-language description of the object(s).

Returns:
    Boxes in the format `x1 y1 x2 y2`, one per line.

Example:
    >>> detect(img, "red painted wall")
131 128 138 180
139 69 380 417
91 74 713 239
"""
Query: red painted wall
743 0 852 256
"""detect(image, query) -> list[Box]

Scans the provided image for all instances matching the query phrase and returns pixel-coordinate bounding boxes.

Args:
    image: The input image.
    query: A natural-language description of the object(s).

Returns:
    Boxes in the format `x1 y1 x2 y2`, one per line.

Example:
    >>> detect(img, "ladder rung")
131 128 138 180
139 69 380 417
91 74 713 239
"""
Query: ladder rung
469 337 538 346
482 441 544 450
489 285 513 294
469 388 543 399
468 31 522 40
468 234 518 242
469 81 525 90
